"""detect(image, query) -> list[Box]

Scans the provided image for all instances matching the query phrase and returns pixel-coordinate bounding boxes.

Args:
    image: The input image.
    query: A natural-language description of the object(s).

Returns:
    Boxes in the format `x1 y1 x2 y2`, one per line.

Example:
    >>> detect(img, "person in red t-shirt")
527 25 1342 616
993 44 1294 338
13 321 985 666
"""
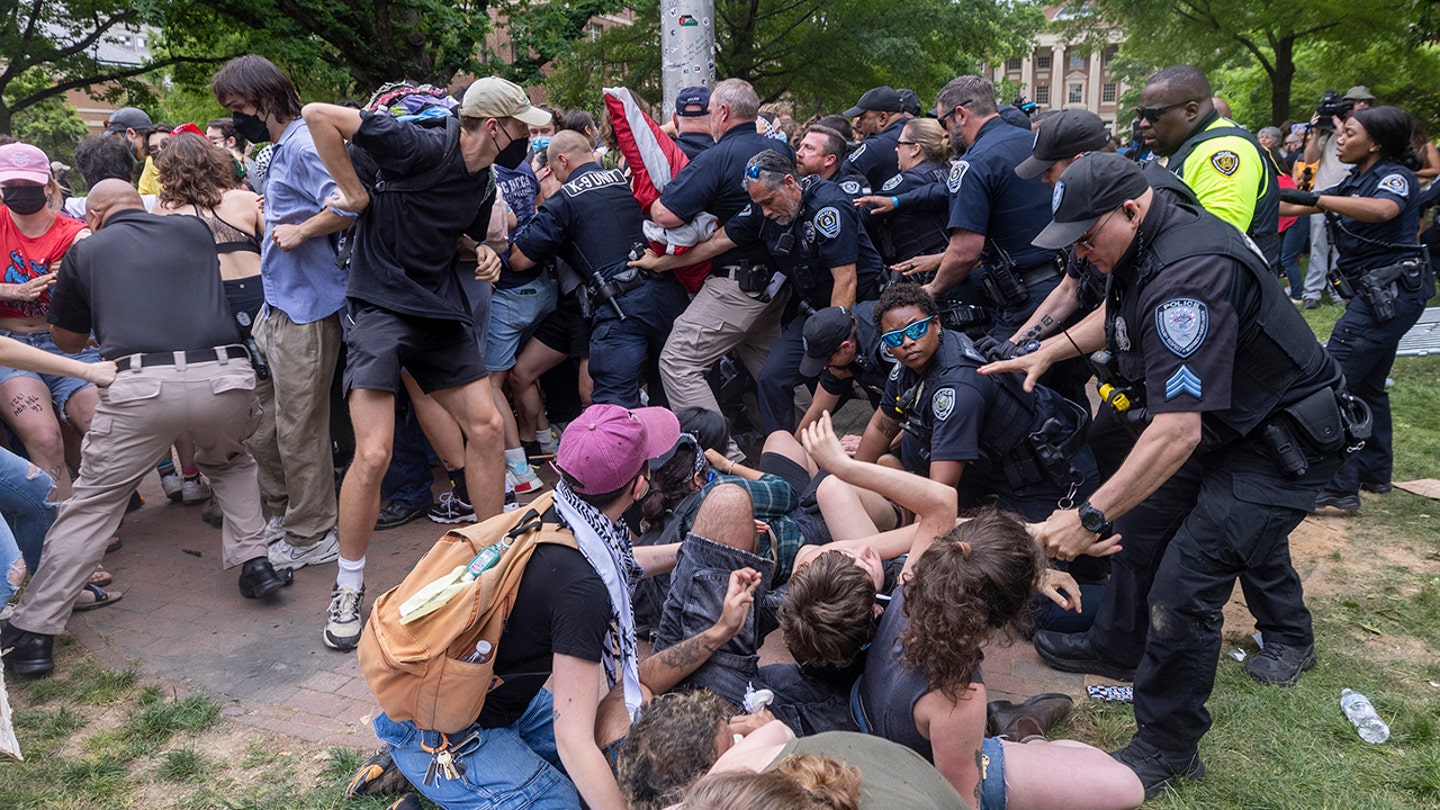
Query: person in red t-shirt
0 142 98 500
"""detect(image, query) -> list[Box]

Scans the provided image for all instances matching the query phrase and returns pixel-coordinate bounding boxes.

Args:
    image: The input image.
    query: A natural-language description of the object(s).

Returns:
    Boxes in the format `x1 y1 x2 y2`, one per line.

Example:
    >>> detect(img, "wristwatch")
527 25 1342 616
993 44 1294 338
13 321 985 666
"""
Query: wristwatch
1077 501 1112 535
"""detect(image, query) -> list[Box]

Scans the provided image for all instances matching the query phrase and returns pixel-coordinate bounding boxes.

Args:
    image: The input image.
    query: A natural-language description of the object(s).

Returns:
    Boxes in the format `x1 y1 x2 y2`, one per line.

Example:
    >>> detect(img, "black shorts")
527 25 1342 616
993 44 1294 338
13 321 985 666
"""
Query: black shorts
343 300 487 395
532 291 591 358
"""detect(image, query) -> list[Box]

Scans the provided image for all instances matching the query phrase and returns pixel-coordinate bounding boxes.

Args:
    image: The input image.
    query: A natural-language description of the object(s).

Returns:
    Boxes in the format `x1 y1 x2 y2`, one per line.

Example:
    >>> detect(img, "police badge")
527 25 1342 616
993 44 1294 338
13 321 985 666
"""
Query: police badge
813 207 842 239
932 387 956 421
947 161 970 193
841 180 861 195
1209 150 1240 176
1155 298 1208 358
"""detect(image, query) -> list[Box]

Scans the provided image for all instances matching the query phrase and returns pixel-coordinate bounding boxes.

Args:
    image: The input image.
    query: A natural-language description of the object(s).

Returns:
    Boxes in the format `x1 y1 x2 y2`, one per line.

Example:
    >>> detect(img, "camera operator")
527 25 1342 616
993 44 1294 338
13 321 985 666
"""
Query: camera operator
1297 87 1372 308
1280 105 1433 513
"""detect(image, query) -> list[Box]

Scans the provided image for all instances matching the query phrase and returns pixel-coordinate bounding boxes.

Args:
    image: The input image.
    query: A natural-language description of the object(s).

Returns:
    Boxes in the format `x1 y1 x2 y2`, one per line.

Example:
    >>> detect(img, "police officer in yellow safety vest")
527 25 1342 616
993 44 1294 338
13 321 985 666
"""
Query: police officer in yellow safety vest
1136 65 1280 262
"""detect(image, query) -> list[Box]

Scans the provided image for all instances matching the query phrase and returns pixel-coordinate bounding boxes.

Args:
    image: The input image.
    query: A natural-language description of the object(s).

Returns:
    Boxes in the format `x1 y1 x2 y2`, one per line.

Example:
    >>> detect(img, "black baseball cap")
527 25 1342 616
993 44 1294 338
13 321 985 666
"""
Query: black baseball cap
843 86 905 118
106 106 153 133
897 88 922 116
1016 109 1110 179
799 307 856 377
1033 153 1149 249
675 86 711 116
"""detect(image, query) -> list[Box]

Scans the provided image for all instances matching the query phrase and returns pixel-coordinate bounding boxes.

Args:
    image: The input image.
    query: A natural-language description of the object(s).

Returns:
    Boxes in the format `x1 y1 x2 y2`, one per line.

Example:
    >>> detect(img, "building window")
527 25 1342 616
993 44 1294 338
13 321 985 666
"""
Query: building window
1069 54 1085 71
1035 85 1050 105
1103 45 1118 66
1069 83 1084 104
1037 54 1052 70
588 22 603 41
1102 83 1117 103
1005 57 1022 72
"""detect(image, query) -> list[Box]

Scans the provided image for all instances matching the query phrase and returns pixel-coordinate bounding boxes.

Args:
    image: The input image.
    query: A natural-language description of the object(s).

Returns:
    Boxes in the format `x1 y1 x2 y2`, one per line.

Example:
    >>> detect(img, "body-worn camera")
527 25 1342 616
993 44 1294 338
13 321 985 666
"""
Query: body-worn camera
1314 90 1355 133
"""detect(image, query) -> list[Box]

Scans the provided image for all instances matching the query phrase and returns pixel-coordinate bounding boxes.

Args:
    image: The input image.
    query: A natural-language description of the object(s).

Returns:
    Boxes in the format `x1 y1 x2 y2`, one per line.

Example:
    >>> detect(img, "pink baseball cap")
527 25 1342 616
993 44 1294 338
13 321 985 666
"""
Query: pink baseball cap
0 143 51 185
554 405 681 495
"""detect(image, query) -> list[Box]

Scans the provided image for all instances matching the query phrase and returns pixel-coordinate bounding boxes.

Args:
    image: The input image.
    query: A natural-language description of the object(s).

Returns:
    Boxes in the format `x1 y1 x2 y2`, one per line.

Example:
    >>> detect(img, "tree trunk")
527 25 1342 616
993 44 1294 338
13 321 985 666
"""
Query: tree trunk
1270 35 1296 126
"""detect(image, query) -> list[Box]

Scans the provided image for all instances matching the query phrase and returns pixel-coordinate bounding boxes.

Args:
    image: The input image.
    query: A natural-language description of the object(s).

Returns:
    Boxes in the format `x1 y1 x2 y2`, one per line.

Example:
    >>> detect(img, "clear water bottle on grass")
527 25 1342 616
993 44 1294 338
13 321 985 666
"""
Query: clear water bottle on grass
1340 689 1390 743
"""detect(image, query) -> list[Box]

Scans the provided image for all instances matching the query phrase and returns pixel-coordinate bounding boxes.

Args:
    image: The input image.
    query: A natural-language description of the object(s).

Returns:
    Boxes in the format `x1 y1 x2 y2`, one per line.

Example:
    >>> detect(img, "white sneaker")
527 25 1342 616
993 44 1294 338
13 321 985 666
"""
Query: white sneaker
264 515 286 545
181 477 212 505
323 583 366 650
506 464 545 495
268 526 340 569
160 472 184 502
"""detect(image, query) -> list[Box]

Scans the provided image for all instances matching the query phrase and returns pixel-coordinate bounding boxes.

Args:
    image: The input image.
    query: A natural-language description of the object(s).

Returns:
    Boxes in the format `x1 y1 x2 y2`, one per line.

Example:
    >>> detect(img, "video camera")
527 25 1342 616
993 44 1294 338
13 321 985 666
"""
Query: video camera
1011 95 1039 117
1314 90 1355 133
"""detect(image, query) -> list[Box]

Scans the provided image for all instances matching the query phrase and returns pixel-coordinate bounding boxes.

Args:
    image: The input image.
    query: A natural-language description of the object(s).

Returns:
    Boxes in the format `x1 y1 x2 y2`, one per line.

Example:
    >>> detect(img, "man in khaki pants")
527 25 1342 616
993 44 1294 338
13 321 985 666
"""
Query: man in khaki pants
1 181 287 677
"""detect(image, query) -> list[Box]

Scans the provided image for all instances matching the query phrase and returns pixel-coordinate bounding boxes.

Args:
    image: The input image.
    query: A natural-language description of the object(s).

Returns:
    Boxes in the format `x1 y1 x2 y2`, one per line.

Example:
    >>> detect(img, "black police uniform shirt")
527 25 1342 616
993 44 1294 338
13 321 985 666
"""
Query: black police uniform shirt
946 116 1056 272
1318 159 1422 274
494 161 544 291
347 112 493 323
512 161 647 283
833 160 872 200
49 210 241 359
676 131 715 160
658 122 794 271
723 176 883 310
818 300 891 407
871 161 951 264
847 117 908 190
881 329 997 464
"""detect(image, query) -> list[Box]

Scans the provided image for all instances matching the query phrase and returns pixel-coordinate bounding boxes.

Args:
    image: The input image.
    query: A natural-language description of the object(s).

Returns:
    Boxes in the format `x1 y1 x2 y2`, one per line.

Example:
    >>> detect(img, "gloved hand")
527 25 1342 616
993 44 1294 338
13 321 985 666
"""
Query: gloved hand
1279 188 1320 207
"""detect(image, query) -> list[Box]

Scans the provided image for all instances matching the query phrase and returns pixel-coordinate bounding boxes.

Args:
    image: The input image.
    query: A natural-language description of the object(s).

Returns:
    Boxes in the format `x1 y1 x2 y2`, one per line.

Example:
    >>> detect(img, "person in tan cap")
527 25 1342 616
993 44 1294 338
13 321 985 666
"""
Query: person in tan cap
300 77 550 651
1343 85 1377 110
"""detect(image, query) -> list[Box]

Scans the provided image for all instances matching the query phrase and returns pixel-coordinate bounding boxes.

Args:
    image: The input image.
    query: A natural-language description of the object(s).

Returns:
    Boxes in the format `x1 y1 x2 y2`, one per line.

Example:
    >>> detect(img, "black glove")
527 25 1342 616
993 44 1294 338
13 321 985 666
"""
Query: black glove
1279 188 1320 207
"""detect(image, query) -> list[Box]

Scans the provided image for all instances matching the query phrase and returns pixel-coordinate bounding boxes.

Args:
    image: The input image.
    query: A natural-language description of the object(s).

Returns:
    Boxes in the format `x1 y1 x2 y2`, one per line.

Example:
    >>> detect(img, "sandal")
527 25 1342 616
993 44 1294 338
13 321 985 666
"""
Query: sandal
89 567 113 587
73 582 123 612
105 534 123 554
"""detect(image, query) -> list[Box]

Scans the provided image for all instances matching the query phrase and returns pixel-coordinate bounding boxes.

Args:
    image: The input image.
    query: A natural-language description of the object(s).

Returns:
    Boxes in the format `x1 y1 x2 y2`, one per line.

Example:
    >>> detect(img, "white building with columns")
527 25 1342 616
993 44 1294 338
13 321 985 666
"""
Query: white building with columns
986 5 1130 135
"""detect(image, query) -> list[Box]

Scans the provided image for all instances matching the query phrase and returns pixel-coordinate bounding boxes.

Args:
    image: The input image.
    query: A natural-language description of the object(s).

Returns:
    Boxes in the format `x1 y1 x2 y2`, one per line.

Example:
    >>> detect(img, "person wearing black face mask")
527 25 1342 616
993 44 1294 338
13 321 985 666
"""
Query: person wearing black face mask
300 76 552 652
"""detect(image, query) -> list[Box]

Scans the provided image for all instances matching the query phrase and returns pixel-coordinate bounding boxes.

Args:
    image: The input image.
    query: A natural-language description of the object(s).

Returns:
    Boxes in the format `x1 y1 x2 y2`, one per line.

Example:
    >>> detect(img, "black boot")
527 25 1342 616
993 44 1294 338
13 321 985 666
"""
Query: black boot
1 622 55 676
238 557 287 599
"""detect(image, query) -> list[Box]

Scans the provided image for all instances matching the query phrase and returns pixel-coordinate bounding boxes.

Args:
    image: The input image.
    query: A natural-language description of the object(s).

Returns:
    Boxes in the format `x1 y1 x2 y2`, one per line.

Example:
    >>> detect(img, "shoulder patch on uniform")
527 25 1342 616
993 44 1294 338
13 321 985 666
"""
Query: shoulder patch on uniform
1155 298 1208 358
1378 173 1410 198
737 204 753 217
932 387 956 421
881 174 903 192
889 362 903 380
1209 150 1240 176
947 161 970 194
813 206 842 239
1164 365 1203 400
1052 180 1065 214
840 179 862 195
848 143 867 162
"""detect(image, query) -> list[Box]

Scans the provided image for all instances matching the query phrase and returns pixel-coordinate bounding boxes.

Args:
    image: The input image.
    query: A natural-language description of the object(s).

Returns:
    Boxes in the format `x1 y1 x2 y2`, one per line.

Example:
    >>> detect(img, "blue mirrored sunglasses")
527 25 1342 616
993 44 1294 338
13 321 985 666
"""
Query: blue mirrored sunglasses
880 315 935 348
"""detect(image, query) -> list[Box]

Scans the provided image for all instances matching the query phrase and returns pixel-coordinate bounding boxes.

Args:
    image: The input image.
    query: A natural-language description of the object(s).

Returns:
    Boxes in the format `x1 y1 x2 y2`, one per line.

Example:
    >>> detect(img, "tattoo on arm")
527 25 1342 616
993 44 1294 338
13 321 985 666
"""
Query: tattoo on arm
974 748 985 805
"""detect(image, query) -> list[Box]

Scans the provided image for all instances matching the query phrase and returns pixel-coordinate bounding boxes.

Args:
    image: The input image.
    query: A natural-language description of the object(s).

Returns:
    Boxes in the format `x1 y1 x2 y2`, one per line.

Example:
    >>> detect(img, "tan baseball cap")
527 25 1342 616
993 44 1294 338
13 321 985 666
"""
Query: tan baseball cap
460 78 551 126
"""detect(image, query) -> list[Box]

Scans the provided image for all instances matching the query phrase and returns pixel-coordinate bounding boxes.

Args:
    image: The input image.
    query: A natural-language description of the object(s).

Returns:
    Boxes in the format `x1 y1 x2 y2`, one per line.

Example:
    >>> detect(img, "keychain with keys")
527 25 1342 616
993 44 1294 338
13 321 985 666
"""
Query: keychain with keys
421 733 467 786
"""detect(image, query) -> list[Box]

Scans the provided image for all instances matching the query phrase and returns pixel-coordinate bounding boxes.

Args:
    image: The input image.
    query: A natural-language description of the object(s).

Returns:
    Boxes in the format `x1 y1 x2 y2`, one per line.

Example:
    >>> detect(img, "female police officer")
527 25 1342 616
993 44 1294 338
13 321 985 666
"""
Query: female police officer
1280 106 1435 511
852 283 1095 521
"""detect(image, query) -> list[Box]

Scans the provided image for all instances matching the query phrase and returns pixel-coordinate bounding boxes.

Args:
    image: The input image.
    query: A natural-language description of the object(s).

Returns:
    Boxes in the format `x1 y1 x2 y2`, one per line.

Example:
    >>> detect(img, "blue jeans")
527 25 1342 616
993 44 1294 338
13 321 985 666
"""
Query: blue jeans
1323 290 1428 496
373 690 580 810
1280 217 1309 297
587 276 689 408
0 446 55 603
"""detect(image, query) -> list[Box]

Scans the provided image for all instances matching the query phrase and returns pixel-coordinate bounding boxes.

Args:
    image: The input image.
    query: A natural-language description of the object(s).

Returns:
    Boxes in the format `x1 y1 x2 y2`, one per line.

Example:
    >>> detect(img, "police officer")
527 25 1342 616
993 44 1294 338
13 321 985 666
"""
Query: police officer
990 154 1349 797
1280 106 1434 512
793 301 888 434
904 75 1067 341
854 283 1096 521
1137 65 1280 261
634 149 883 433
672 85 715 159
509 130 688 407
795 124 870 199
843 86 914 190
857 117 951 270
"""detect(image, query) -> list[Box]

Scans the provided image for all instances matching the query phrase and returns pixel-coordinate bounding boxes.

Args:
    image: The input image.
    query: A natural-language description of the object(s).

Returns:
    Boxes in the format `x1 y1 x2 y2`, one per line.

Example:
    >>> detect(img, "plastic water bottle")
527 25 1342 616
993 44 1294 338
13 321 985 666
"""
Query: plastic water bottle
462 640 493 664
1340 689 1390 743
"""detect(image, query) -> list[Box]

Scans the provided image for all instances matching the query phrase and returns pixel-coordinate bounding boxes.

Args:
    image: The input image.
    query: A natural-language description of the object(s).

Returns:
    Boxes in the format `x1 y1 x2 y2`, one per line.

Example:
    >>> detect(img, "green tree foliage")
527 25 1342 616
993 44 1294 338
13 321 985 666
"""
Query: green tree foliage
1067 0 1431 126
484 0 628 86
545 0 1045 116
4 70 89 169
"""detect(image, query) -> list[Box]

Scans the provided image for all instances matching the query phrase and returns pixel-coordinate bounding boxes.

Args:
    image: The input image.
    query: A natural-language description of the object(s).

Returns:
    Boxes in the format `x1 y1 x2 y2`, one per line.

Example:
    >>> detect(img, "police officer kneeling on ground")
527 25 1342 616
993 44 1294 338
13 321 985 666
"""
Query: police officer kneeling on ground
2 180 287 677
985 154 1358 798
793 301 889 434
508 130 688 408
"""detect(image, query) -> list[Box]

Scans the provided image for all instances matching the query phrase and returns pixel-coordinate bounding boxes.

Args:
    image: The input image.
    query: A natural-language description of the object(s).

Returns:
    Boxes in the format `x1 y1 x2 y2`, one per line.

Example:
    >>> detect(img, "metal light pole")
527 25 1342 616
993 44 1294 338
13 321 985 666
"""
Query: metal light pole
660 0 715 115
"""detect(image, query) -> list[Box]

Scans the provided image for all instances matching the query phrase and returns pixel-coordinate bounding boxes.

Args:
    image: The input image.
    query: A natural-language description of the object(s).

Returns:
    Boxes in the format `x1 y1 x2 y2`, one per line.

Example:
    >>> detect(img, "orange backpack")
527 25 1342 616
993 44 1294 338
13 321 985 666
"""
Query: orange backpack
357 492 576 733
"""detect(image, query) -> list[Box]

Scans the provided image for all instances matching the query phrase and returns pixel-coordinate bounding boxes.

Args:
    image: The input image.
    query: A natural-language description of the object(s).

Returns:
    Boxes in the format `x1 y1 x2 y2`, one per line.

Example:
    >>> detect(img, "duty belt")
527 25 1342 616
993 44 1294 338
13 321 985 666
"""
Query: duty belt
114 345 249 371
1018 262 1064 288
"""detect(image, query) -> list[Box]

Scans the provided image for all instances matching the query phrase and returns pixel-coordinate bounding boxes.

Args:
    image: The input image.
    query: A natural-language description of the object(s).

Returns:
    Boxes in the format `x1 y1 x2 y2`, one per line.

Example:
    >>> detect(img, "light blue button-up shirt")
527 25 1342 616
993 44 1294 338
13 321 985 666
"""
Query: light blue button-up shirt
259 118 355 324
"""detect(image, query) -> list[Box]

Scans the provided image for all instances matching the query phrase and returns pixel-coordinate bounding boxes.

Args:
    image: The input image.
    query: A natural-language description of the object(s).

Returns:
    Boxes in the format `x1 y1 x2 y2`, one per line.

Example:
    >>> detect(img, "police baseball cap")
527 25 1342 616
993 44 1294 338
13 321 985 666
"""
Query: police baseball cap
1033 153 1149 250
675 86 711 116
843 86 905 118
1343 85 1376 102
1016 109 1109 179
799 307 856 378
897 89 922 116
106 107 153 133
460 77 551 127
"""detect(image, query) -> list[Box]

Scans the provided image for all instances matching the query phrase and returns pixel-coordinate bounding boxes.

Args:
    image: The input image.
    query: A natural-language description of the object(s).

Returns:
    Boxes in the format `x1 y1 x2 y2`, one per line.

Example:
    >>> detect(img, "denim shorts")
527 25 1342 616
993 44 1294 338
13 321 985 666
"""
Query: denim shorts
486 275 557 372
372 689 581 810
0 328 101 414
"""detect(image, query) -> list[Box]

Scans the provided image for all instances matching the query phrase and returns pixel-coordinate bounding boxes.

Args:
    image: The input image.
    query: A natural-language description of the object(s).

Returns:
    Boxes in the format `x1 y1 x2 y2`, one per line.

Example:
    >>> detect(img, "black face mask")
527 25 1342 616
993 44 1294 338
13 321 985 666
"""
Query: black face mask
232 111 271 145
3 185 48 216
494 127 530 170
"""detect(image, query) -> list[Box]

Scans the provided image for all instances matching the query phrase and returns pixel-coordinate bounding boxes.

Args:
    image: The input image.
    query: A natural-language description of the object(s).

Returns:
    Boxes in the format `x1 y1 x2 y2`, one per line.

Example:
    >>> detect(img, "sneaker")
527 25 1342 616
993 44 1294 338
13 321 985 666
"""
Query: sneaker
265 515 286 544
1303 298 1321 310
1111 739 1205 800
161 472 184 502
427 491 477 524
538 427 561 456
1313 491 1360 513
324 583 366 650
181 476 212 505
126 490 145 512
345 747 410 798
503 489 520 512
1244 641 1316 686
268 527 340 569
375 499 432 531
506 464 545 495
